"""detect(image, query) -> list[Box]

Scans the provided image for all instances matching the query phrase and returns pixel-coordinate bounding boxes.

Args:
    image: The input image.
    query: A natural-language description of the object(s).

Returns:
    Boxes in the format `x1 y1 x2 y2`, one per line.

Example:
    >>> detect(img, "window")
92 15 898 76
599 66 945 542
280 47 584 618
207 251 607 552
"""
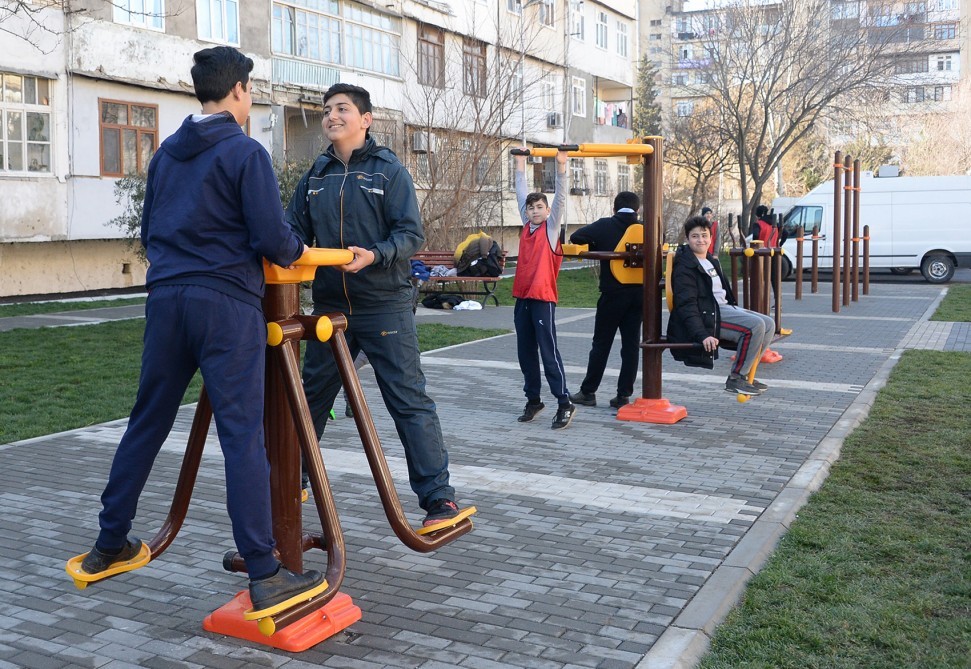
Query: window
676 100 694 116
596 12 608 48
936 55 952 71
540 0 554 28
542 76 556 112
1 73 52 174
934 23 956 39
571 76 586 116
99 99 158 176
649 19 662 27
418 24 444 87
272 1 400 76
902 86 925 103
617 164 630 193
511 60 523 105
569 158 585 193
594 160 608 195
616 22 628 57
649 33 662 41
198 0 239 44
463 39 487 98
570 3 584 39
932 84 952 101
895 57 928 74
475 155 491 187
114 0 164 30
507 0 521 15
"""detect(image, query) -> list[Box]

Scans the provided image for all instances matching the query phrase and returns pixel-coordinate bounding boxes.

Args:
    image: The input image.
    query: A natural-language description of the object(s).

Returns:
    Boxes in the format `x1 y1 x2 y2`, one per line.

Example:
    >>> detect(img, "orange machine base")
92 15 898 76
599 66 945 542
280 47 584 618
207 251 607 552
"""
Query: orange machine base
203 590 361 652
616 397 687 424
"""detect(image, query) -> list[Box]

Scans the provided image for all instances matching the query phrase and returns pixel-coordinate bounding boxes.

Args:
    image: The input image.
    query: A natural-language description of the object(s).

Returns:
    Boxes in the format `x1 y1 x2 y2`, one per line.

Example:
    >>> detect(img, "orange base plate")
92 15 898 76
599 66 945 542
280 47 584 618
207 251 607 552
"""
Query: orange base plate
616 398 687 424
203 590 361 652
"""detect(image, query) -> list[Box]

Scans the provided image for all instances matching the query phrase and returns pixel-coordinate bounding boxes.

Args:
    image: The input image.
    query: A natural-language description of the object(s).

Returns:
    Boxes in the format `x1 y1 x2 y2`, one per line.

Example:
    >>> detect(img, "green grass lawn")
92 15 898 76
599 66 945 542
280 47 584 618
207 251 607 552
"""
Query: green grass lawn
931 284 971 322
491 265 600 308
0 296 146 318
699 350 971 669
0 319 507 444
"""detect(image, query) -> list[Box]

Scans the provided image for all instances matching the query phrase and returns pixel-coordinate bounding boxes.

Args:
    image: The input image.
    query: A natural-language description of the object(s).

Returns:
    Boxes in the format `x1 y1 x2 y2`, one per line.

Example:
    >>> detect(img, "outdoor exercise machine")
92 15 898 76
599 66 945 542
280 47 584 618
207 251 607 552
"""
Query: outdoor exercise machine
67 248 476 652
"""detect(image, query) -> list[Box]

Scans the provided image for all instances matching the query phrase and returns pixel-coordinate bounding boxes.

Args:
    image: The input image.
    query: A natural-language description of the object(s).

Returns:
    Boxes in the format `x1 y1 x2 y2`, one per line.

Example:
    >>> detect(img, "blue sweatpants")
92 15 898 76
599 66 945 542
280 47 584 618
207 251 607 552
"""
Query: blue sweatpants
302 308 453 511
514 298 571 405
95 285 278 579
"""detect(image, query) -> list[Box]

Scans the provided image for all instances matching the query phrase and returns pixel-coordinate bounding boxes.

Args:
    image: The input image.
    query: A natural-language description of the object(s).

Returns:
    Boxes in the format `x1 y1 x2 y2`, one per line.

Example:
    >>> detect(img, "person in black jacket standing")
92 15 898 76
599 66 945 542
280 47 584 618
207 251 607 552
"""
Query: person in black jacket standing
568 192 643 408
287 83 465 530
667 216 775 395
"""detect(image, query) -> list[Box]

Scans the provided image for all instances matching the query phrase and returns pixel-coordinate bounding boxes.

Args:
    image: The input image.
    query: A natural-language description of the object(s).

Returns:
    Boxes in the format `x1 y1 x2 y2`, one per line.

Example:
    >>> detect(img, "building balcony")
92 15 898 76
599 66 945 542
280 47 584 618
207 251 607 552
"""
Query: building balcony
272 57 340 91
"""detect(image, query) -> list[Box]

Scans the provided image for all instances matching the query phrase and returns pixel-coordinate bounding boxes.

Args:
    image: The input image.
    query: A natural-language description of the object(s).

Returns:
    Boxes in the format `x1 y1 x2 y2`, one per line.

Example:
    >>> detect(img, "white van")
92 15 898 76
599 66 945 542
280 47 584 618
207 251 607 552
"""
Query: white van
778 174 971 283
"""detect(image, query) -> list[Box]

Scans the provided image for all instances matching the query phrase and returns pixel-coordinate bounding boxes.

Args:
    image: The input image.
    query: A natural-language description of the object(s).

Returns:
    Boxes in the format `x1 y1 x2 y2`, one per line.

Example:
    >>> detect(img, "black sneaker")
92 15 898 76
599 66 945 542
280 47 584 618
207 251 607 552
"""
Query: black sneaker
609 395 630 408
517 400 545 423
249 566 325 612
80 537 143 574
345 404 354 418
423 498 460 527
725 375 762 396
752 379 768 391
569 390 596 406
551 403 576 430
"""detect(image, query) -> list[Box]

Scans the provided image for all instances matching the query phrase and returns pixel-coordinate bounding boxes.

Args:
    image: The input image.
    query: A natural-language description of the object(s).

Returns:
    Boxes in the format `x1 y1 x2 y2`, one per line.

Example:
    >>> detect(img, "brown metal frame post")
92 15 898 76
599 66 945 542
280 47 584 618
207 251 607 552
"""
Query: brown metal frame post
863 224 871 295
794 225 804 300
852 158 861 300
262 283 305 570
842 154 852 307
641 137 662 401
832 150 842 313
811 225 820 293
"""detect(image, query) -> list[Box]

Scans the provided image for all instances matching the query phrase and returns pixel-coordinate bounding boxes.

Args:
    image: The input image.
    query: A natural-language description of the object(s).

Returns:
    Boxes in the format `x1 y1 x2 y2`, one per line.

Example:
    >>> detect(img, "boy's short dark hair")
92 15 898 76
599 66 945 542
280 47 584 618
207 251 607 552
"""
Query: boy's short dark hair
755 205 769 218
701 206 712 216
613 191 640 212
191 46 253 105
684 215 712 236
525 192 549 207
323 83 373 115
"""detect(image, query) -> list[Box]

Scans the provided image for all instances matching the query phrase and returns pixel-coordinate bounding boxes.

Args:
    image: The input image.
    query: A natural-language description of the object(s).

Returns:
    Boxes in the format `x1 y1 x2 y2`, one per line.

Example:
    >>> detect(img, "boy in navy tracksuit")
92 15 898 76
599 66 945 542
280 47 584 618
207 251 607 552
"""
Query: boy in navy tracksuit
80 46 323 613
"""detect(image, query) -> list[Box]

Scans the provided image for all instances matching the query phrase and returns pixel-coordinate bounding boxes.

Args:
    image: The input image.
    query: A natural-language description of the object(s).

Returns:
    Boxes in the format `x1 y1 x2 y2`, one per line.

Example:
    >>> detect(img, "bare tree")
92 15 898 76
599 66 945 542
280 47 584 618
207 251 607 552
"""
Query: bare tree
1 0 63 53
897 79 971 176
665 100 732 218
700 0 907 223
401 13 551 251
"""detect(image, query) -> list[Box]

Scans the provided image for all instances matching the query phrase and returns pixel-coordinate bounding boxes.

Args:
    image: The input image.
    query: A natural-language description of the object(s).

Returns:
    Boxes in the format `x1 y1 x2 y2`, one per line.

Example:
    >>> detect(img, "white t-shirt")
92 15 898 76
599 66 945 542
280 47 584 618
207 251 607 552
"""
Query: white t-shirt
699 257 728 305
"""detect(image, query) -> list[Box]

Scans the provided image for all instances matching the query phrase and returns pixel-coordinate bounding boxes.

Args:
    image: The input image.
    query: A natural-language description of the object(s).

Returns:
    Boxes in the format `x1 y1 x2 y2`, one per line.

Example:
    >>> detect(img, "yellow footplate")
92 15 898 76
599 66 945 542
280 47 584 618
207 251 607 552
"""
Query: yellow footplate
66 543 152 590
417 506 477 536
243 579 330 622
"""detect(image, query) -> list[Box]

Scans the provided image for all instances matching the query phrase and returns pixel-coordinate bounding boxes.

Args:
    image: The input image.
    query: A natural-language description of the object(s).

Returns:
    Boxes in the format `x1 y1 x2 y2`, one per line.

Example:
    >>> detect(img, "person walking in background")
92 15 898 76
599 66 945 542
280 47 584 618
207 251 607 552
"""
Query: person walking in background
568 192 643 409
78 46 325 614
286 83 466 530
702 206 719 255
512 148 576 430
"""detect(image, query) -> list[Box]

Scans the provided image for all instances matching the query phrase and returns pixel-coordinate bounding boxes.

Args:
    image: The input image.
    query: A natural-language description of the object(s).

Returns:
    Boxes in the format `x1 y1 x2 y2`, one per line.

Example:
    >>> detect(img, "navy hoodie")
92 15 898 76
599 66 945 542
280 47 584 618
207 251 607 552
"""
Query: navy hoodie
569 211 640 293
141 113 303 309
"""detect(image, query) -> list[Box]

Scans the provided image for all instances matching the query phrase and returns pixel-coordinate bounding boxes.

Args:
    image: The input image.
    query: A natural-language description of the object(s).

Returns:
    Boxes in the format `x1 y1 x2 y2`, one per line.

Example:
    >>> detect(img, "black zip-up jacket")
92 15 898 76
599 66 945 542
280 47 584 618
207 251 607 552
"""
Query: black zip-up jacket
569 211 640 293
286 137 424 314
666 244 737 369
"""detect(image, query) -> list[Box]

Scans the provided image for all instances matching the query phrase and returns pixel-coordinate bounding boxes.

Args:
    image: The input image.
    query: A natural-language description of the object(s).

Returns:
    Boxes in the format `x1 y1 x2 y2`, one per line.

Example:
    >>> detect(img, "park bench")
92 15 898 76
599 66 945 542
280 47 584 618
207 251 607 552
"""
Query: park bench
411 250 507 307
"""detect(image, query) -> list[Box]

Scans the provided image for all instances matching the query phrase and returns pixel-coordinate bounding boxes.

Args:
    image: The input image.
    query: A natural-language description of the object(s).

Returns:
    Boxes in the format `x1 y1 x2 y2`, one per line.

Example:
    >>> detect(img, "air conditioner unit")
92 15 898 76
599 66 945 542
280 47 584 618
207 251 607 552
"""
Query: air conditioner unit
547 112 563 128
411 131 437 153
529 156 544 164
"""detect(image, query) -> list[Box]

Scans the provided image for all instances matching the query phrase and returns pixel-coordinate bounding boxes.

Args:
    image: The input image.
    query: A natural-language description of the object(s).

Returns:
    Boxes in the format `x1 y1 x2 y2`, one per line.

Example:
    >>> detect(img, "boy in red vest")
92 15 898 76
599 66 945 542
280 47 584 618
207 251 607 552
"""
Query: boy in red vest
513 148 575 430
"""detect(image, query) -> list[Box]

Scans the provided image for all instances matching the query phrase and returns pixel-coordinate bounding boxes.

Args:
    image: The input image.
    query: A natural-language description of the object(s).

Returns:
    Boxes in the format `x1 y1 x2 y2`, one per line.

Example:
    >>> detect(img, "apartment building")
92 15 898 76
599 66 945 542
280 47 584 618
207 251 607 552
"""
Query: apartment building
638 0 970 207
0 0 635 299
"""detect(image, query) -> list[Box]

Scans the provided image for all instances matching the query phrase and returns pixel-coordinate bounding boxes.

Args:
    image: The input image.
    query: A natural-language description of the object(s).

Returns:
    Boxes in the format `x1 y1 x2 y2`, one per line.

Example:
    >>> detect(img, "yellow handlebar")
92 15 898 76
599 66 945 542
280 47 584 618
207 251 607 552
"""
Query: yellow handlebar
264 247 356 284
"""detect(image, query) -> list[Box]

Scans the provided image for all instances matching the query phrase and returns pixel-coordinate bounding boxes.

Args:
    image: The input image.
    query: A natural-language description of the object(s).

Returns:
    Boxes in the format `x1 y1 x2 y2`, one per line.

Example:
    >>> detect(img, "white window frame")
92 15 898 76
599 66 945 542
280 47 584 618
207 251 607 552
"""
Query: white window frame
542 76 556 112
936 54 952 70
594 160 608 195
570 3 584 40
617 163 630 193
676 100 694 116
114 0 165 31
197 0 239 45
571 76 586 117
595 11 608 49
1 73 53 175
540 0 554 27
615 21 628 57
507 0 521 15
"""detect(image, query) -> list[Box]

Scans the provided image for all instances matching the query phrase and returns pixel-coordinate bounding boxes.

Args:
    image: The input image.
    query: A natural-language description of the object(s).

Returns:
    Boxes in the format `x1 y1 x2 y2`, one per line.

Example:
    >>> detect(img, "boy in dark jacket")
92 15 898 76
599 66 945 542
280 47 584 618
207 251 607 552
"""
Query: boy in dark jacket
286 83 466 530
667 216 775 395
568 191 643 409
79 46 324 613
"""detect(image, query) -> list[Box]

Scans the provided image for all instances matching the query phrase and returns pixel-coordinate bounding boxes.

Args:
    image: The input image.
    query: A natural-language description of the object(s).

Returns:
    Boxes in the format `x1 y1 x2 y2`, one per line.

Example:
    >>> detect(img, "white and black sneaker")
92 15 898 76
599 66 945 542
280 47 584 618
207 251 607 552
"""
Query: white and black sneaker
551 403 576 430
